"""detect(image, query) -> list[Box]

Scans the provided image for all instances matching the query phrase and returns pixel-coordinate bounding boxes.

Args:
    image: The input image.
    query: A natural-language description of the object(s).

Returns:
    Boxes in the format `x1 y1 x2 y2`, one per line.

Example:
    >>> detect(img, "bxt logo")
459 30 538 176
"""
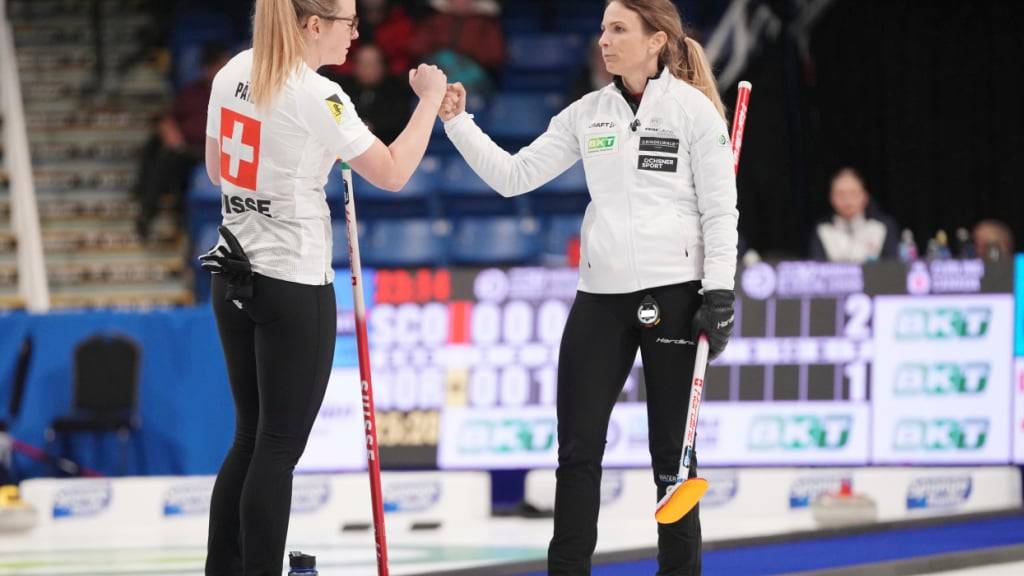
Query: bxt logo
53 481 112 519
163 481 214 517
290 479 331 514
701 472 739 508
599 470 625 505
789 475 851 509
748 415 852 450
457 418 557 455
906 476 972 510
383 481 441 513
895 307 991 340
894 362 990 396
894 418 989 451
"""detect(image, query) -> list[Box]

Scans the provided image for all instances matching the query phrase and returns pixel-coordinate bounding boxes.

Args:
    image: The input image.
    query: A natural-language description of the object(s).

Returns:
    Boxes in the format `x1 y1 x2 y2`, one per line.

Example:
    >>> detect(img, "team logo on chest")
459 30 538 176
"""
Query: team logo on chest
586 134 618 156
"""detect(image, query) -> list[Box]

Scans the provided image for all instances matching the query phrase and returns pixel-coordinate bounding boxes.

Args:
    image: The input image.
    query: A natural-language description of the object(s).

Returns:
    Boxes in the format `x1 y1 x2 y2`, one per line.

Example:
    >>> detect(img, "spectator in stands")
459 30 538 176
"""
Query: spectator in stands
320 0 416 77
133 42 231 240
568 36 614 102
809 167 899 262
331 44 413 143
973 219 1015 263
409 0 505 95
200 0 446 574
359 0 415 73
439 1 739 572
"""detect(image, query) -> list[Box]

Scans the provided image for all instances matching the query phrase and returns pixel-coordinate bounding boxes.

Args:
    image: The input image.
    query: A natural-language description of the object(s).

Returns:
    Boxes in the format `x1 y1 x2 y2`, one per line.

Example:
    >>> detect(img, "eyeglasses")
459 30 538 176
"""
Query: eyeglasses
320 14 359 32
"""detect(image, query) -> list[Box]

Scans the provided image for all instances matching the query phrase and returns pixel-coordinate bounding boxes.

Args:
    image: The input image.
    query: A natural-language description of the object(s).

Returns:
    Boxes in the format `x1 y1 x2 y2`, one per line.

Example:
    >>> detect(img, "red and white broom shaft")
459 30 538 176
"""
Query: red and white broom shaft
731 80 752 175
678 81 751 478
680 334 709 473
341 163 389 576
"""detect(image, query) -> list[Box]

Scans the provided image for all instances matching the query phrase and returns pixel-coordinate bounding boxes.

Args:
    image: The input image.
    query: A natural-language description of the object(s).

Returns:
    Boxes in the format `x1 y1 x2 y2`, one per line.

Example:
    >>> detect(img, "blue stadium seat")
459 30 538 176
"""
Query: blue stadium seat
325 157 443 219
440 156 527 216
359 218 449 268
190 222 221 302
541 214 584 266
186 165 222 241
450 217 541 265
482 93 565 141
506 34 585 70
187 164 220 203
441 156 493 196
170 7 238 89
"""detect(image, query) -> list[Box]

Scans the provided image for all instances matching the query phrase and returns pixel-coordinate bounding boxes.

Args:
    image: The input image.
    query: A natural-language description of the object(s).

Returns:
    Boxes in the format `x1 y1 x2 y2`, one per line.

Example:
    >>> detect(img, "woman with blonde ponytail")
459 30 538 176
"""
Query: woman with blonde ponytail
439 0 737 572
201 1 447 574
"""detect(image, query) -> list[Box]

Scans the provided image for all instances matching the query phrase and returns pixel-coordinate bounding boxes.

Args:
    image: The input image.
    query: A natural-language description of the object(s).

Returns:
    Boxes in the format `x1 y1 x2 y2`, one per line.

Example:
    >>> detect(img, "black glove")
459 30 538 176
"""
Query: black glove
691 289 734 361
199 226 253 302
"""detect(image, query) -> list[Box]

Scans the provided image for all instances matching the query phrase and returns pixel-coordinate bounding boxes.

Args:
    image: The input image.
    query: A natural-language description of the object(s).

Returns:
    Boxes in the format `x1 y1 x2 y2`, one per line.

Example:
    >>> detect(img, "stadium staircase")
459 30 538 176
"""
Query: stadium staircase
3 0 191 308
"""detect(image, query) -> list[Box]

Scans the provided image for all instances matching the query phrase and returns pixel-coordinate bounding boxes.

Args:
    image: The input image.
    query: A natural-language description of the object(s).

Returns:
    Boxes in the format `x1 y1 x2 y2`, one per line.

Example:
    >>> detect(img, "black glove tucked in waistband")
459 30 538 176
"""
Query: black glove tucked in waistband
199 226 253 302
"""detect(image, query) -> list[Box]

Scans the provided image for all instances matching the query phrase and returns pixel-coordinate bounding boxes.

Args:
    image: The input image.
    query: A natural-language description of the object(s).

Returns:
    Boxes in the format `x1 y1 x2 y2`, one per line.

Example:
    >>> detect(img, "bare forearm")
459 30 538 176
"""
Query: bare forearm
385 97 440 187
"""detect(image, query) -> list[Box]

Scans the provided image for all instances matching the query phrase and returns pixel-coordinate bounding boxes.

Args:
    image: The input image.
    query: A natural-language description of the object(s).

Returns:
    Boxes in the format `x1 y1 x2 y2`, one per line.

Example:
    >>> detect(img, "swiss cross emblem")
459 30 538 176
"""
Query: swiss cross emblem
220 108 261 190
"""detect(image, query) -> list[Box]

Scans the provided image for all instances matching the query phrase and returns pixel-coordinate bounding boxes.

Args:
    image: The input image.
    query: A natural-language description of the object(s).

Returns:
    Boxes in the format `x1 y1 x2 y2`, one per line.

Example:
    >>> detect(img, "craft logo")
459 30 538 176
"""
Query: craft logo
587 135 617 154
894 362 990 396
893 418 989 451
53 481 112 518
748 415 852 450
383 481 441 513
906 476 972 510
895 307 991 340
456 418 557 455
290 478 331 514
163 481 214 517
789 475 851 509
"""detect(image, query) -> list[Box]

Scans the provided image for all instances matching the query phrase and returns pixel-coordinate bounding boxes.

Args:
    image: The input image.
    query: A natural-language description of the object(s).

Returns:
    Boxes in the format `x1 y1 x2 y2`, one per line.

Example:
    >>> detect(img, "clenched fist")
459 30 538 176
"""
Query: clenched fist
439 82 467 122
409 64 447 107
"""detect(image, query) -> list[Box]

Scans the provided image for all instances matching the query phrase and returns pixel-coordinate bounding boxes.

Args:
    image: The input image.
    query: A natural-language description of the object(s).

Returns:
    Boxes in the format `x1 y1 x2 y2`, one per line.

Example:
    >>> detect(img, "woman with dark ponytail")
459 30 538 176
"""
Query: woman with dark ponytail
439 1 738 573
202 0 447 574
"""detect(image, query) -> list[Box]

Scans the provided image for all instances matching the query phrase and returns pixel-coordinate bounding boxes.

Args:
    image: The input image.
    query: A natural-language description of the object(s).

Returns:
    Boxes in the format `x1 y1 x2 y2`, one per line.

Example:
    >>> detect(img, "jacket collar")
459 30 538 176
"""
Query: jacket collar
613 66 669 113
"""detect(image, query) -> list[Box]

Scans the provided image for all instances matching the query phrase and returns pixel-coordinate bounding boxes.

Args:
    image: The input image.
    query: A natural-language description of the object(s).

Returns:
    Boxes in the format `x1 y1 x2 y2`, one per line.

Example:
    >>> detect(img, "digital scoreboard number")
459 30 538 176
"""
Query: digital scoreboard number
304 260 1017 470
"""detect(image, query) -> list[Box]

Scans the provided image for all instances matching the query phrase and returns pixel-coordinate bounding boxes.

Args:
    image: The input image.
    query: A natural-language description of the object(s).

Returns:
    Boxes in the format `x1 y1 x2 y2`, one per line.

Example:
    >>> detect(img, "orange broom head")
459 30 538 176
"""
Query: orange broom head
655 478 708 524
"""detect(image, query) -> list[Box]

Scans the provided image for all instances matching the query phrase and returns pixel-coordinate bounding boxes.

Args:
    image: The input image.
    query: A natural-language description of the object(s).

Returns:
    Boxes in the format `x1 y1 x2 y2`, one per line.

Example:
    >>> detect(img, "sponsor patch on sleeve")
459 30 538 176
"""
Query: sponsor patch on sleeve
637 155 677 173
639 137 679 153
325 94 345 125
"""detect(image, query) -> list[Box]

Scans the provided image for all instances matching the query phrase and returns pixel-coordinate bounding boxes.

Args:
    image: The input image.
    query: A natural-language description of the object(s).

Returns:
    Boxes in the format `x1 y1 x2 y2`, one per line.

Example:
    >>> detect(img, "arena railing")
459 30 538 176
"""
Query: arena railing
0 0 50 311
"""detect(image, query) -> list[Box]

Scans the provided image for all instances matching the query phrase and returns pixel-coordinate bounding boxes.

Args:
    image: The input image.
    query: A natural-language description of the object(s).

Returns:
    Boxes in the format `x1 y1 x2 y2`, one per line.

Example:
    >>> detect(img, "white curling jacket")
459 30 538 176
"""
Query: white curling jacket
444 69 739 293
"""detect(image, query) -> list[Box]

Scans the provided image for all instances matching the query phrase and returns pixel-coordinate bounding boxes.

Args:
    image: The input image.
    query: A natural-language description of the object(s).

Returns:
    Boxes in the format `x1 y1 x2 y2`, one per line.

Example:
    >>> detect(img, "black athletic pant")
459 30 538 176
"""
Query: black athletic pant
205 274 336 576
549 281 704 575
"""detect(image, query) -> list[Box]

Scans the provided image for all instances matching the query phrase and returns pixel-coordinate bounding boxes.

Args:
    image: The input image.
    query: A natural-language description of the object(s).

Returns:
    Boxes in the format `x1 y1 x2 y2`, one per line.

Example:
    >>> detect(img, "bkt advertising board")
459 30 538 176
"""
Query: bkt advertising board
438 402 870 469
872 295 1014 463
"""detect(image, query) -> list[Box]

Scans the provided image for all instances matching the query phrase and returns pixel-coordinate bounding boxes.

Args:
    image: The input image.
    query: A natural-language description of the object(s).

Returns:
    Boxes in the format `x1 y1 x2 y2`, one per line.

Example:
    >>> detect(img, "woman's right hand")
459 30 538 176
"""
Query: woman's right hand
439 82 466 122
409 64 447 106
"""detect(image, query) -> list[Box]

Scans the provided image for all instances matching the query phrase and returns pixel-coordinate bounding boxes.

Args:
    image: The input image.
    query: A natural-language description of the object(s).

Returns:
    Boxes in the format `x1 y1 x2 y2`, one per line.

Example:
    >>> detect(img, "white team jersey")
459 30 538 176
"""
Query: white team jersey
205 49 375 285
444 70 739 293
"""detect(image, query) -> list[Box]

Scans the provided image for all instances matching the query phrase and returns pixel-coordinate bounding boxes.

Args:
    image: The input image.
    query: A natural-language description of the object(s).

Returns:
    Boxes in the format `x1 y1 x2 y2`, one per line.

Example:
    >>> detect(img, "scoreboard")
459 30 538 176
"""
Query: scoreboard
299 258 1019 472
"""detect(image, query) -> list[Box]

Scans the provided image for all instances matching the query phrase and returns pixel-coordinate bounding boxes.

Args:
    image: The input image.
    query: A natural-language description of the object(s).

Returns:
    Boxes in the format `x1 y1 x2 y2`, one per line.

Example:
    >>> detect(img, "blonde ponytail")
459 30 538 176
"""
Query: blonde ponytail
251 0 339 109
676 36 726 120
